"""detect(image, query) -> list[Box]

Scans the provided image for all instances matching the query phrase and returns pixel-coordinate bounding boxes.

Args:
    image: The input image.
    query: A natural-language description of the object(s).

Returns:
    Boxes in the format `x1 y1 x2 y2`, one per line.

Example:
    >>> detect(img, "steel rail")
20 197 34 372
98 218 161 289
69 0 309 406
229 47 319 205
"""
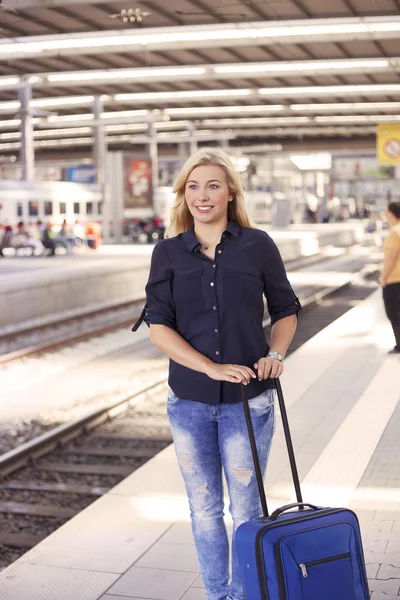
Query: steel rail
0 375 167 477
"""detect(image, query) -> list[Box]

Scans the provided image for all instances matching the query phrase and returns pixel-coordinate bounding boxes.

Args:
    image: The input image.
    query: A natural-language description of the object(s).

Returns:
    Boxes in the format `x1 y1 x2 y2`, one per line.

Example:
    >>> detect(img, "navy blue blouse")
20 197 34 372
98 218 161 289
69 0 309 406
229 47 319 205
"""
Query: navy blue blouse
132 220 300 404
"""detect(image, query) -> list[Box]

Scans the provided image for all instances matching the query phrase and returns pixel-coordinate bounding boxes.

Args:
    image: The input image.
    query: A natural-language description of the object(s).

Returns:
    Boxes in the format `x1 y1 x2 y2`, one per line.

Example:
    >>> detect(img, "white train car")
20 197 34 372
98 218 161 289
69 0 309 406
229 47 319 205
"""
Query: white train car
0 180 103 227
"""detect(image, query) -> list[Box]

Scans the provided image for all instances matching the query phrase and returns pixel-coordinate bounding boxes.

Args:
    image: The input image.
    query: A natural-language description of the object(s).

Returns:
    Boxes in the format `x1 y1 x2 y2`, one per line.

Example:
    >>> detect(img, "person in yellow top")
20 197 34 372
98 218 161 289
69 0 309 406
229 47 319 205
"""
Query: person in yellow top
381 201 400 354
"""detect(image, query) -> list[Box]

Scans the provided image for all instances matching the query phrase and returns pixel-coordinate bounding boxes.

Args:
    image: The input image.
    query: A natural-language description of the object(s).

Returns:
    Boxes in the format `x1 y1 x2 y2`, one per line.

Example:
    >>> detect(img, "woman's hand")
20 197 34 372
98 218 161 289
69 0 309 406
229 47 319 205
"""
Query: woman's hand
254 356 284 380
380 275 387 288
205 363 256 385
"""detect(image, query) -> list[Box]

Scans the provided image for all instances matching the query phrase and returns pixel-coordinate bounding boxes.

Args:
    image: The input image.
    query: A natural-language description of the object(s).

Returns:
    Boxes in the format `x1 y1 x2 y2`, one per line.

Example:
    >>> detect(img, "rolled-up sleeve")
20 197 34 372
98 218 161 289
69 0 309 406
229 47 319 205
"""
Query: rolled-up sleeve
262 234 301 326
132 241 176 332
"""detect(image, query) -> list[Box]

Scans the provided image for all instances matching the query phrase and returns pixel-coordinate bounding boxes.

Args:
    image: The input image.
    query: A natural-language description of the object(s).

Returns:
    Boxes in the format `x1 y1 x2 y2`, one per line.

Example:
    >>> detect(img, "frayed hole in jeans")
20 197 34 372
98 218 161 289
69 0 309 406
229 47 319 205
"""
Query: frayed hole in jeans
178 455 194 473
196 482 208 495
232 468 252 486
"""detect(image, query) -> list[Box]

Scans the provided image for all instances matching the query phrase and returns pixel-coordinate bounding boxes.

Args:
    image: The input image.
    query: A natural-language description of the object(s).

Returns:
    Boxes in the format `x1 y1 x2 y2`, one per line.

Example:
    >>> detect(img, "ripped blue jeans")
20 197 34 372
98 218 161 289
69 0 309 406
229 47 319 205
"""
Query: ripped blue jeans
167 388 276 600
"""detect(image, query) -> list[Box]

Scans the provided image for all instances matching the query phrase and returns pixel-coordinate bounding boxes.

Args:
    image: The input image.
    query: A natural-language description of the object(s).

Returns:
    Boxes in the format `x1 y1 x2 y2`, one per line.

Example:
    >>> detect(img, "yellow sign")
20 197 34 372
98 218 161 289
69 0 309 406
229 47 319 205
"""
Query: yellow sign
377 123 400 166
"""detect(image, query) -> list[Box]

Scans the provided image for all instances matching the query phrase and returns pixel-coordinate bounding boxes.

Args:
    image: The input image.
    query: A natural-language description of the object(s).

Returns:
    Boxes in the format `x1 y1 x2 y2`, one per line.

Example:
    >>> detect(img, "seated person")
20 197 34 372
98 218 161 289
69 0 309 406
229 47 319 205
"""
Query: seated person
41 223 57 256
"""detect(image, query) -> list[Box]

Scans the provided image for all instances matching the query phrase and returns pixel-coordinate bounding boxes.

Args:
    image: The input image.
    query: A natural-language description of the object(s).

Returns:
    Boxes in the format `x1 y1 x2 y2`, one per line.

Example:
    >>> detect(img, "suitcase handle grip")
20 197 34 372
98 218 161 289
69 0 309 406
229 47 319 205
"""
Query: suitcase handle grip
270 502 319 521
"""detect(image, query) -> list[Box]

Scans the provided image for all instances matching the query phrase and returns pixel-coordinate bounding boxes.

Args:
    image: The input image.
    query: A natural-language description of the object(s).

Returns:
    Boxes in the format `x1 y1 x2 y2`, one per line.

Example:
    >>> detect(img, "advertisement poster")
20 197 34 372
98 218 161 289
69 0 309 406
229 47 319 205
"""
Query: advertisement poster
123 157 152 209
377 124 400 166
65 166 96 184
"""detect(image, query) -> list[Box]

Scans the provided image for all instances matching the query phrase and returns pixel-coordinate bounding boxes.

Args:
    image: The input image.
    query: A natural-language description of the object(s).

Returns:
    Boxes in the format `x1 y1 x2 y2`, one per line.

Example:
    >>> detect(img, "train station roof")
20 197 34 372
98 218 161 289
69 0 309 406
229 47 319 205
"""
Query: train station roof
1 0 400 154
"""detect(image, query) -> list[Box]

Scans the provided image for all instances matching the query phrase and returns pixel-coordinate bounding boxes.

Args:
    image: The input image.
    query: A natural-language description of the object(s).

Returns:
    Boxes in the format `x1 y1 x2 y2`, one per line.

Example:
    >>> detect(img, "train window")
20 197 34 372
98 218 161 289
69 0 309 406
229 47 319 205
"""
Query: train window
17 202 23 217
28 201 39 217
73 202 80 214
86 202 93 215
44 201 53 216
60 202 67 214
98 201 103 215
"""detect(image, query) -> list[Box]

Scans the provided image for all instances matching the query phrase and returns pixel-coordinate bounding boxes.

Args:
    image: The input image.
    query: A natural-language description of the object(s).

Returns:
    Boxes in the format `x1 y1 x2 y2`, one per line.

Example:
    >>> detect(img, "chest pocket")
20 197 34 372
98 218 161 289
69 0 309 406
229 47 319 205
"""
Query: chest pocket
173 268 203 310
223 267 264 305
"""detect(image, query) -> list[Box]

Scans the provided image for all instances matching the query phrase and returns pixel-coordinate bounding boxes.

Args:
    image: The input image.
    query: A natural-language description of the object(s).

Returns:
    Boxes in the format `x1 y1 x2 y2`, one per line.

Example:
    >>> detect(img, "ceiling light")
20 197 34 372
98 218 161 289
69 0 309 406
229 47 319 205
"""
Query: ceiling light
2 17 400 60
0 101 20 113
315 114 400 123
214 59 391 75
19 58 396 89
0 119 21 128
47 67 207 83
165 105 286 116
290 102 400 112
0 76 20 87
290 153 332 170
259 84 400 96
201 117 311 127
31 95 95 108
114 89 252 102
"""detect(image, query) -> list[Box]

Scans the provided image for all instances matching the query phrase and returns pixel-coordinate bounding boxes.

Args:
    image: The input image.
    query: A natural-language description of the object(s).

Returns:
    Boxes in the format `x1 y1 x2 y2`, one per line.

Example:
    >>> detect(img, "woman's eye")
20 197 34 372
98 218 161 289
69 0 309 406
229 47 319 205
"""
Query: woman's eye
188 184 197 190
210 184 219 189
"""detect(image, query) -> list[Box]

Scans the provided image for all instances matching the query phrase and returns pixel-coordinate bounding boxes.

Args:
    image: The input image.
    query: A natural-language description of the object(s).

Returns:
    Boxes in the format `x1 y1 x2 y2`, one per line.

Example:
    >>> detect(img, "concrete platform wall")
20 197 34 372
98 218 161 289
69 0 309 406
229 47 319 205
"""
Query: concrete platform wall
0 224 364 332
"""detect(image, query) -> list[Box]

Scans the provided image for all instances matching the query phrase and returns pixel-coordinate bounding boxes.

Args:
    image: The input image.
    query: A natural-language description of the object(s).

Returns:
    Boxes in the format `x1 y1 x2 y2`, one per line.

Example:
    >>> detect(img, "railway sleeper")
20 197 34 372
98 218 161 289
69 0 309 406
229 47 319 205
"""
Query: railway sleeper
64 445 158 458
36 461 134 476
0 501 77 519
0 481 110 496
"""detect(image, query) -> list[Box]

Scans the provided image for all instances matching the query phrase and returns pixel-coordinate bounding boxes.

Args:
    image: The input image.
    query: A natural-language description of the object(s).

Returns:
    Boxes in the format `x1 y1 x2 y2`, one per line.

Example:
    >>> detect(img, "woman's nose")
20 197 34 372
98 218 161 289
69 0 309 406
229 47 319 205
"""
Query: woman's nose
197 189 209 201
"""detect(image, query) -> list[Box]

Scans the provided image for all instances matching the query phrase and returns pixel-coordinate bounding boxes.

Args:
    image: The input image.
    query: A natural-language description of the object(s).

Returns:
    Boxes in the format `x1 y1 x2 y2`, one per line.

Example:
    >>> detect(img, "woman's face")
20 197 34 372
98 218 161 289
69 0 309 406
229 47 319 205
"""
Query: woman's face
185 165 231 227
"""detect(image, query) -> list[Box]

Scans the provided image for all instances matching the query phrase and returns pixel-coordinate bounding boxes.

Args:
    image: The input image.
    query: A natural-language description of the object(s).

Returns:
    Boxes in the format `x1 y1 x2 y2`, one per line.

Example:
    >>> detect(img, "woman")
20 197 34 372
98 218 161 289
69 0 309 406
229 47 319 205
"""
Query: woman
133 148 300 600
381 201 400 354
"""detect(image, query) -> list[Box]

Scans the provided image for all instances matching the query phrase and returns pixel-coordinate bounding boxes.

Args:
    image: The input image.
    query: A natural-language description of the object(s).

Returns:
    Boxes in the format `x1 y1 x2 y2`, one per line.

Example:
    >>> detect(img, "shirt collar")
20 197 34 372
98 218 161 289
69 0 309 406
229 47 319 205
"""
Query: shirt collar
182 219 240 253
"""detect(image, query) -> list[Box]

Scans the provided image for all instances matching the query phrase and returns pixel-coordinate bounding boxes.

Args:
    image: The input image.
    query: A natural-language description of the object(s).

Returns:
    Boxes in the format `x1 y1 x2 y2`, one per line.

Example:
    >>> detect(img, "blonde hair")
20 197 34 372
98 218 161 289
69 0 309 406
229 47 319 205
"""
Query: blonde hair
166 147 255 238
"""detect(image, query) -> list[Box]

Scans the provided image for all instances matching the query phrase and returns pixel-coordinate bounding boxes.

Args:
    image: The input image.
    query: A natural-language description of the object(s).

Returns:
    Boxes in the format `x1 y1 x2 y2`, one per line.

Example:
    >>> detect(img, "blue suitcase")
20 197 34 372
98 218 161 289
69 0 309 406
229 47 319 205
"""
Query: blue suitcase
236 380 369 600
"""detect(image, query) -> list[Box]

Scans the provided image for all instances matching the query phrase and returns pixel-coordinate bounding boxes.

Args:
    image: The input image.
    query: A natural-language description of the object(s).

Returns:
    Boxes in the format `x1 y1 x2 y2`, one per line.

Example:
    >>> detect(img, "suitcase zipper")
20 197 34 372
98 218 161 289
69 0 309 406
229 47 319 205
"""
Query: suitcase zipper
255 509 368 600
299 552 351 578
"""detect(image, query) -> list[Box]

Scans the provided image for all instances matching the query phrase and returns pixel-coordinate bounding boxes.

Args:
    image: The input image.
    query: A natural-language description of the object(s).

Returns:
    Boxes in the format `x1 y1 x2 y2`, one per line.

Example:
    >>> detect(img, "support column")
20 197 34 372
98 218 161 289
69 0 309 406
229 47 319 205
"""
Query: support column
92 96 106 186
148 123 159 191
220 133 230 151
18 79 34 181
188 122 197 155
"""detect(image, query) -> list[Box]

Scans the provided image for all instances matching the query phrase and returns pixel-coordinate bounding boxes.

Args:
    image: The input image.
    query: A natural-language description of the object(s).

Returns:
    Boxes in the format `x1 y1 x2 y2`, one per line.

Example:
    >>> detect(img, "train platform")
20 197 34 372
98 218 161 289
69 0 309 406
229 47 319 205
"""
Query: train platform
0 287 398 600
0 222 364 333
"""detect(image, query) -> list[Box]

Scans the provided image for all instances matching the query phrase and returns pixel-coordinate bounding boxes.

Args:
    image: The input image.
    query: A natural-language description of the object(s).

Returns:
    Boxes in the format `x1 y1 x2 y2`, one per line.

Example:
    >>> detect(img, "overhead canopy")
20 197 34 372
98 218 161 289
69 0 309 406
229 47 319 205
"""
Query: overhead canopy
1 0 400 155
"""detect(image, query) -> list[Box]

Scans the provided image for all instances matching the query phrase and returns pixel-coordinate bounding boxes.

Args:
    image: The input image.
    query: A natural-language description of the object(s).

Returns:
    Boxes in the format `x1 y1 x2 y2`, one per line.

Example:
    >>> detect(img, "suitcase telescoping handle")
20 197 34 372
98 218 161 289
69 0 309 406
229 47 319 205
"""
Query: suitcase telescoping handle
240 378 303 519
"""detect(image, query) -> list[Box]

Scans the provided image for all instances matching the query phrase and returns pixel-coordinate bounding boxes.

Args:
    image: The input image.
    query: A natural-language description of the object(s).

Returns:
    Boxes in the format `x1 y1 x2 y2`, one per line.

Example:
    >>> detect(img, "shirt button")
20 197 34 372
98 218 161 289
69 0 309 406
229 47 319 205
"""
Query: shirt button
213 306 217 310
210 282 214 286
214 329 219 333
218 250 222 254
215 351 220 356
213 264 216 268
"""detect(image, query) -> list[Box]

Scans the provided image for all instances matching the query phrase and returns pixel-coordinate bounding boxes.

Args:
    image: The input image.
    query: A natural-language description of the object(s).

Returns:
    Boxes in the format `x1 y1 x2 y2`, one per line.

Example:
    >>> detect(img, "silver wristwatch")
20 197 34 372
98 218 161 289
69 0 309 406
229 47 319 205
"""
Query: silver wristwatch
267 351 283 362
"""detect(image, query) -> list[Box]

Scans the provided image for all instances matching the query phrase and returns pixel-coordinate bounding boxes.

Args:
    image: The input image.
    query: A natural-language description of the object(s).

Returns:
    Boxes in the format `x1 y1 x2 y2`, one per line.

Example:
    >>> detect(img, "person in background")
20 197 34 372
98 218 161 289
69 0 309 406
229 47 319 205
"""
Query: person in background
0 225 13 257
17 221 44 254
133 148 300 600
55 219 72 252
381 201 400 354
41 223 57 256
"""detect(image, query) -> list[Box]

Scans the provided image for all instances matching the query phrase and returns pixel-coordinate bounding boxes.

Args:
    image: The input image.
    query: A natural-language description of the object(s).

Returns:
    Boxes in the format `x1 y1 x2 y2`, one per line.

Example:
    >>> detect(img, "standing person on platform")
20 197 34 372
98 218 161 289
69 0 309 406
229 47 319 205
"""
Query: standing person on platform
381 201 400 354
132 148 301 600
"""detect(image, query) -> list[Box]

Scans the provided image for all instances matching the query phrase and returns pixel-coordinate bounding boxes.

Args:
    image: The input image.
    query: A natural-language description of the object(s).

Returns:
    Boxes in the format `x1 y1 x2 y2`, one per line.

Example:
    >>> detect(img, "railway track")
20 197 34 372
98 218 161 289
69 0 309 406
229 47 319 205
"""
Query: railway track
0 249 382 570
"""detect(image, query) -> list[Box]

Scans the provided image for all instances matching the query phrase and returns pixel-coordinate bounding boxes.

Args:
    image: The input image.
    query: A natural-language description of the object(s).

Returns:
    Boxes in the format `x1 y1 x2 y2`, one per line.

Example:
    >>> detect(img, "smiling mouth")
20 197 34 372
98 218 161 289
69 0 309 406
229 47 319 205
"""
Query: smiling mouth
196 205 213 212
